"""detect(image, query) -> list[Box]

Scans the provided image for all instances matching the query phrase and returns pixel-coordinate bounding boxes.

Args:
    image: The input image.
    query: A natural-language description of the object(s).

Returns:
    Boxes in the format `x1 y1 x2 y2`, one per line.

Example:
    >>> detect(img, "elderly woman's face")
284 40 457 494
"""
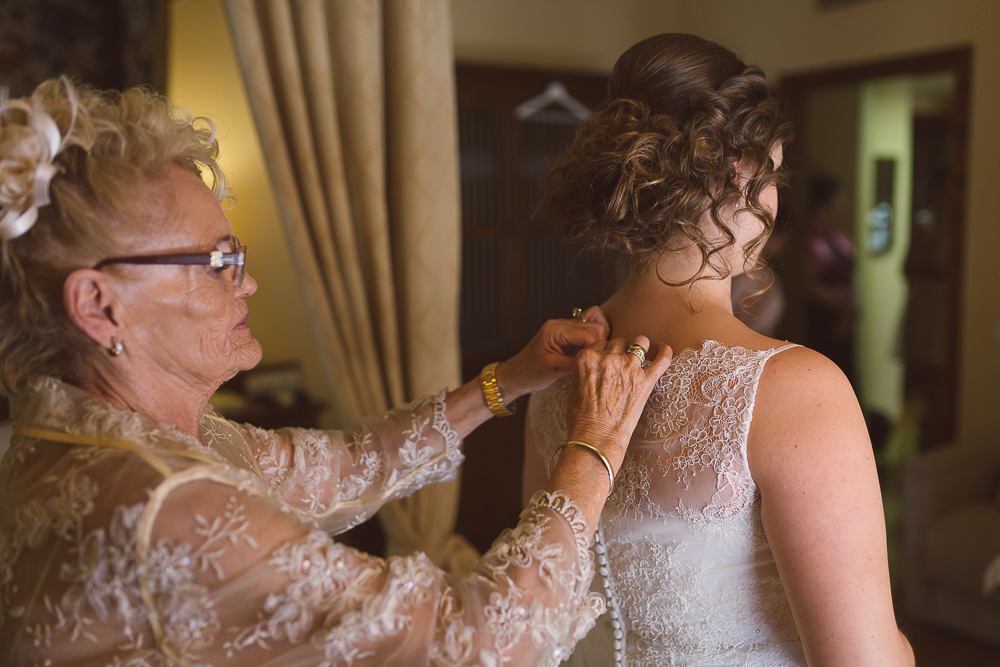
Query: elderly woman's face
112 164 262 390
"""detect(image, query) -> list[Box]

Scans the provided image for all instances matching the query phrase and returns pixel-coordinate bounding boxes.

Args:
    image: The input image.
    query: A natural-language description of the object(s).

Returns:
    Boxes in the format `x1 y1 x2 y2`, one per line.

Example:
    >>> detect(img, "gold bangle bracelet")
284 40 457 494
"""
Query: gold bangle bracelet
480 362 515 417
549 440 616 499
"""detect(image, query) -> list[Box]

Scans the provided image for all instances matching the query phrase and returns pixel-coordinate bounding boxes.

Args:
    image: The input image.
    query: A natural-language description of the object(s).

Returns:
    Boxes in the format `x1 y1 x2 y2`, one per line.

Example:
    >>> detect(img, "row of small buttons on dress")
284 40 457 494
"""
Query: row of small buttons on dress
594 526 625 665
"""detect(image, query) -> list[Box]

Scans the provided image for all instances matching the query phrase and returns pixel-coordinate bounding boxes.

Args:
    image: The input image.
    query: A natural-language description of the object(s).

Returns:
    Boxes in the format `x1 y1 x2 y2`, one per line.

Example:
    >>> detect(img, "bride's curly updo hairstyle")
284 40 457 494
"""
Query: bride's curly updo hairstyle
0 77 226 395
549 33 793 284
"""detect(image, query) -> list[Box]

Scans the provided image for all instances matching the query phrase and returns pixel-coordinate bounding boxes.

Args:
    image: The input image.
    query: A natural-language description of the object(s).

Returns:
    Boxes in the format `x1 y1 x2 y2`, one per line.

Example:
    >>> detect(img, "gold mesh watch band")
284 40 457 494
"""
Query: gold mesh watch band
480 362 515 417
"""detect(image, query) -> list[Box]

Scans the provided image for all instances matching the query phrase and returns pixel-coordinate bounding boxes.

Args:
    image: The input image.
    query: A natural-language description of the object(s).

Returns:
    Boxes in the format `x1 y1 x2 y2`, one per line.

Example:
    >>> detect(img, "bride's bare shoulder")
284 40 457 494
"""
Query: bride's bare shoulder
759 344 852 400
748 344 869 470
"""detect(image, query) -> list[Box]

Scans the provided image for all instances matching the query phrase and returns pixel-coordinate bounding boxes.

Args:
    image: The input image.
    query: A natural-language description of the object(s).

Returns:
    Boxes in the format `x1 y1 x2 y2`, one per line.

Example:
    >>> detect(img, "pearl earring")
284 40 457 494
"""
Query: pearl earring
108 337 124 357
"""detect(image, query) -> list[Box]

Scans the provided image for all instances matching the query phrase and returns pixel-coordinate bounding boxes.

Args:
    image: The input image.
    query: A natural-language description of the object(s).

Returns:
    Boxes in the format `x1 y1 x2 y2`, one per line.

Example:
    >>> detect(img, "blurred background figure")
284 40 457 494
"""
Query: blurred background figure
805 175 857 384
732 225 790 337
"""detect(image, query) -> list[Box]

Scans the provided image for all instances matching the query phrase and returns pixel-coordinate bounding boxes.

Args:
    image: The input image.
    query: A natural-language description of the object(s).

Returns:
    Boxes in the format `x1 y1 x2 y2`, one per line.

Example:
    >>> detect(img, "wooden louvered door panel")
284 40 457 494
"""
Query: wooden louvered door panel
454 64 622 554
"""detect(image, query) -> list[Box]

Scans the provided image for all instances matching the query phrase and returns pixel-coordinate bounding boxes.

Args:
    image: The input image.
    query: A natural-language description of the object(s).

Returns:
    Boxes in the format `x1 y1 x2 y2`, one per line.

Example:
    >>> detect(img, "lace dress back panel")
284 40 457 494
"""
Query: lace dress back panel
528 341 807 667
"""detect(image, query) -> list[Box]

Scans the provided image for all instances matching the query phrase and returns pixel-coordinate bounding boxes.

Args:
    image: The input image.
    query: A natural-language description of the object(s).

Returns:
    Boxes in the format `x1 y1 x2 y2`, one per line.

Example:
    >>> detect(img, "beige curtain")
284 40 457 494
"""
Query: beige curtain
224 0 478 573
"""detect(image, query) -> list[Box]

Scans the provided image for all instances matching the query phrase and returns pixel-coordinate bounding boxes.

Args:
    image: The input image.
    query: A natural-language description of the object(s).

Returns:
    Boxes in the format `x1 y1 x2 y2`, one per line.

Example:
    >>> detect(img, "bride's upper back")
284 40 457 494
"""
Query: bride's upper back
526 333 806 662
599 282 798 505
530 321 795 524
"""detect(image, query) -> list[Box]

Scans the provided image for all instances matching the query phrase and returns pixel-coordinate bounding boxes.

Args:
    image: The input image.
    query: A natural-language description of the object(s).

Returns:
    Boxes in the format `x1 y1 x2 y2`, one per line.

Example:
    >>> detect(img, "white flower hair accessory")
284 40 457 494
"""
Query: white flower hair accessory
0 79 80 241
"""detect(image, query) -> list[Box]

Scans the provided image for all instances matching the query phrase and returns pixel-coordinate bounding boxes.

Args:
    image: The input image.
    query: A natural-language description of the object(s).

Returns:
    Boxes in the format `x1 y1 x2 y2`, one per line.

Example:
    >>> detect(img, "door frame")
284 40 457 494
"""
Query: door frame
779 46 973 447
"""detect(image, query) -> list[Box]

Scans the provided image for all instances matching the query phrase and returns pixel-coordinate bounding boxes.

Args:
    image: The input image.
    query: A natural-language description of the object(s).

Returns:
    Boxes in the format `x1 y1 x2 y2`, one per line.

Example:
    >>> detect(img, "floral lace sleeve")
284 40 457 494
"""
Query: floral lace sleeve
234 393 462 533
141 473 603 667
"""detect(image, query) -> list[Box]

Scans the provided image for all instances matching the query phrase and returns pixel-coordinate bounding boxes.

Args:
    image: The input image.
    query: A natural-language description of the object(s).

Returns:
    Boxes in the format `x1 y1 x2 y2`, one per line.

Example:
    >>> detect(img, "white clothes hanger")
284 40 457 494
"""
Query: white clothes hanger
514 81 592 125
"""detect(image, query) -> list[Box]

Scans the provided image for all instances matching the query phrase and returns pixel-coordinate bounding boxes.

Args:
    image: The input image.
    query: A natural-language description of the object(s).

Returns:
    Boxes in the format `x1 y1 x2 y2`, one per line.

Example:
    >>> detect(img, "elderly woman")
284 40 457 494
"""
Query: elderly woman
0 79 672 666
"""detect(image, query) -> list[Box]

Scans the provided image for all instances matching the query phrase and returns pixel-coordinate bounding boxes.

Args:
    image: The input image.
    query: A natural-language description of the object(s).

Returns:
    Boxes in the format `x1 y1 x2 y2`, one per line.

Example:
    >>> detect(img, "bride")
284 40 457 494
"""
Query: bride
522 34 914 667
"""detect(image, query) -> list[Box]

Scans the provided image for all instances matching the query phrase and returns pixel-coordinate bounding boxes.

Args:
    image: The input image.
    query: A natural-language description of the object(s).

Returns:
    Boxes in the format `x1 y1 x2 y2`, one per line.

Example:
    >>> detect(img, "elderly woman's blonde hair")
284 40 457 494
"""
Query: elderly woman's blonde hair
0 78 227 396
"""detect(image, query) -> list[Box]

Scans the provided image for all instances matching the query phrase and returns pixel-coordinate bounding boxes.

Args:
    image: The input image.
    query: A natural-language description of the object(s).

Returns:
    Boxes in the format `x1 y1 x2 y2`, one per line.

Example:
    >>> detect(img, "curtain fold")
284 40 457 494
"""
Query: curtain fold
224 0 476 572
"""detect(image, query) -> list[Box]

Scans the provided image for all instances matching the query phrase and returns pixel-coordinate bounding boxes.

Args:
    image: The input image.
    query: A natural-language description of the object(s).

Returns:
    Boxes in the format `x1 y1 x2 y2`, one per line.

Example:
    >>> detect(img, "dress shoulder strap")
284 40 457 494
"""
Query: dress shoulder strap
771 342 801 355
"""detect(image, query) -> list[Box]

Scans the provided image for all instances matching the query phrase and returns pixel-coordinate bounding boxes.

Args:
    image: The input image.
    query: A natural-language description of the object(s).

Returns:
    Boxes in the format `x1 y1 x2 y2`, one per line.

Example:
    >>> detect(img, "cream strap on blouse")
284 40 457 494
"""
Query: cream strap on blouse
11 423 224 476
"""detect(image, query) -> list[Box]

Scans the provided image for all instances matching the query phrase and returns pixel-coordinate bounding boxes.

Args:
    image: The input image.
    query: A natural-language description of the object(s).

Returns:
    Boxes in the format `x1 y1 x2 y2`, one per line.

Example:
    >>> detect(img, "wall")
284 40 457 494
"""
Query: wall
855 77 913 420
167 0 339 423
680 0 1000 441
452 0 682 71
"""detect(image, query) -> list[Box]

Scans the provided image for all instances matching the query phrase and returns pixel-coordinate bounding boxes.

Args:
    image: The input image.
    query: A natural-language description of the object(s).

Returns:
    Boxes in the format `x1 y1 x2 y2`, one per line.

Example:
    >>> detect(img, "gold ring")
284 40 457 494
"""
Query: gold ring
625 344 647 364
571 307 586 323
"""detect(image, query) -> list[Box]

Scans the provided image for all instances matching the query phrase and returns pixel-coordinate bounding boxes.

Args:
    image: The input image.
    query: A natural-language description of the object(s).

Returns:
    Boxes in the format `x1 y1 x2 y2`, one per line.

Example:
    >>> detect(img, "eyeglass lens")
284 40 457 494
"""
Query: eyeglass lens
233 237 246 288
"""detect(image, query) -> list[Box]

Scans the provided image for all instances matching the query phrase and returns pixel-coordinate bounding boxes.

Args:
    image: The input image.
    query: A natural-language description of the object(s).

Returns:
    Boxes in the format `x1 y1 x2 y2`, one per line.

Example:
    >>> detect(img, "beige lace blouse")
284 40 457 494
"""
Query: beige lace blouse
0 378 601 666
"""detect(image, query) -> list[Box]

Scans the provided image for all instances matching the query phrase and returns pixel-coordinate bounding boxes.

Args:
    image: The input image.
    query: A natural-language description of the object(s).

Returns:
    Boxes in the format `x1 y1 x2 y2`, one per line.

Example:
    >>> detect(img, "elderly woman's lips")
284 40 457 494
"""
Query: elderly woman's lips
234 313 249 330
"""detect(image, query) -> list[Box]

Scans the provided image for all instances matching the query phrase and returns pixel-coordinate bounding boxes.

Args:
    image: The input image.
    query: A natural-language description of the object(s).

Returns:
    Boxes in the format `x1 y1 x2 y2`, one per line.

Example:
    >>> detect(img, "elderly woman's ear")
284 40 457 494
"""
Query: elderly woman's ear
63 268 123 353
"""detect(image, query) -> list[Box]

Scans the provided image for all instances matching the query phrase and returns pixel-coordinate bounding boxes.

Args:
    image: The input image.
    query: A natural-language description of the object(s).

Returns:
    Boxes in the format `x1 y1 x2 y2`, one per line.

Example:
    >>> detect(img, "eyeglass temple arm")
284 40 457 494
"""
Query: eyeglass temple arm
93 251 243 270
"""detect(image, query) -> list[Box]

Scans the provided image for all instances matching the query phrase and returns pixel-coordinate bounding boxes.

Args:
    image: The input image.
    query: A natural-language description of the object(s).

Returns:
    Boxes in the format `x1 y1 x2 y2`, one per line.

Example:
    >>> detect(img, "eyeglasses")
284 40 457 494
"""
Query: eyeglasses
93 237 247 287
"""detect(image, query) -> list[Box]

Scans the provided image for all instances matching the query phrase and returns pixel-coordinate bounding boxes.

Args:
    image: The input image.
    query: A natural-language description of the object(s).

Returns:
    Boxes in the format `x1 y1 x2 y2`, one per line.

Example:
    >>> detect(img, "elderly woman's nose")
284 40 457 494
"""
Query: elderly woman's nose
238 271 258 297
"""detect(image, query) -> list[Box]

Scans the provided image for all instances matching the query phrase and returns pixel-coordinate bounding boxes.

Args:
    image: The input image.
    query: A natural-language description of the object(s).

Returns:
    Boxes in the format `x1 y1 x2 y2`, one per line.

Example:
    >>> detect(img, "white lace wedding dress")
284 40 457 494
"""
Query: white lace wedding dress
1 377 602 666
526 341 806 667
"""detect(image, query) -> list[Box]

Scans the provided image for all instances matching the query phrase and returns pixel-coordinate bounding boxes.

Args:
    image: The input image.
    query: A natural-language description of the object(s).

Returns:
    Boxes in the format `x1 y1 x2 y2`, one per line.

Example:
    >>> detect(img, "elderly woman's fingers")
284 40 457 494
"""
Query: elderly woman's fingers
496 317 617 400
630 335 650 351
563 333 676 470
604 337 628 354
554 318 609 352
643 342 674 379
580 305 610 336
624 335 650 365
554 305 610 353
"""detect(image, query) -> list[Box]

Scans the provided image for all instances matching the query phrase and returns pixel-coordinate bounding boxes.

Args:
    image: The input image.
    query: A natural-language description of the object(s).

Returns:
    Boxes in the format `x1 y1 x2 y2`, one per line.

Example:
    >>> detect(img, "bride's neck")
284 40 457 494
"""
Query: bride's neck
615 255 735 315
601 250 743 352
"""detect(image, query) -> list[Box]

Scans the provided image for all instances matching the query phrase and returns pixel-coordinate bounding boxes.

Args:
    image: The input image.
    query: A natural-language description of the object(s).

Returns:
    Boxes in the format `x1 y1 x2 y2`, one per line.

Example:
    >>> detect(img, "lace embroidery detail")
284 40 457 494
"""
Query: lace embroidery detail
4 379 598 666
249 424 289 489
3 497 154 662
57 504 147 644
0 464 101 627
199 411 259 473
430 588 476 665
383 393 464 496
146 496 258 658
527 490 593 551
15 376 223 467
528 341 805 666
240 392 462 530
474 491 603 667
221 529 385 655
396 414 435 470
318 553 439 664
340 445 383 502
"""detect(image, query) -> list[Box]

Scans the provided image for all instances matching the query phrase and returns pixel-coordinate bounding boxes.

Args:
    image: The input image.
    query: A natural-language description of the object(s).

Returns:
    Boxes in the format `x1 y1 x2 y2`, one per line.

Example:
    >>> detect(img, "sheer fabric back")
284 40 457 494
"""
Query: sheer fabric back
528 341 807 666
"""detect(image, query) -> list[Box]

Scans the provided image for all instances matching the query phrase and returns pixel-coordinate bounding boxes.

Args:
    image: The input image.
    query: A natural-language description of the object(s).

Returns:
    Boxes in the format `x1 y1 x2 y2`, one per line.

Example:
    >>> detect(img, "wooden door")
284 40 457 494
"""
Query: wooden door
454 64 619 552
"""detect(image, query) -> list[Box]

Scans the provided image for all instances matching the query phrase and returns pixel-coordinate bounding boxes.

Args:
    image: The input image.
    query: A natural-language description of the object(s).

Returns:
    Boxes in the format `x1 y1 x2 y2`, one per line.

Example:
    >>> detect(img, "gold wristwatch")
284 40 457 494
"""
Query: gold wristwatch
480 362 515 417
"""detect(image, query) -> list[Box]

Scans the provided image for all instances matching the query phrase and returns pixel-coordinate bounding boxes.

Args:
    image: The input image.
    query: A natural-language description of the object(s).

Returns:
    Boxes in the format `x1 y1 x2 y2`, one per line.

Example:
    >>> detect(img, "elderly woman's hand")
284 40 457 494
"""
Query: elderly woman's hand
440 306 610 439
545 336 672 522
565 336 672 471
495 305 610 402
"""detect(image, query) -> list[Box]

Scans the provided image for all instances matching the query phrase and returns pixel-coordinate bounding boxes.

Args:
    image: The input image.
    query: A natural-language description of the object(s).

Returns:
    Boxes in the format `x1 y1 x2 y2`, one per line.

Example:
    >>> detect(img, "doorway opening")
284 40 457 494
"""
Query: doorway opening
780 48 972 456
